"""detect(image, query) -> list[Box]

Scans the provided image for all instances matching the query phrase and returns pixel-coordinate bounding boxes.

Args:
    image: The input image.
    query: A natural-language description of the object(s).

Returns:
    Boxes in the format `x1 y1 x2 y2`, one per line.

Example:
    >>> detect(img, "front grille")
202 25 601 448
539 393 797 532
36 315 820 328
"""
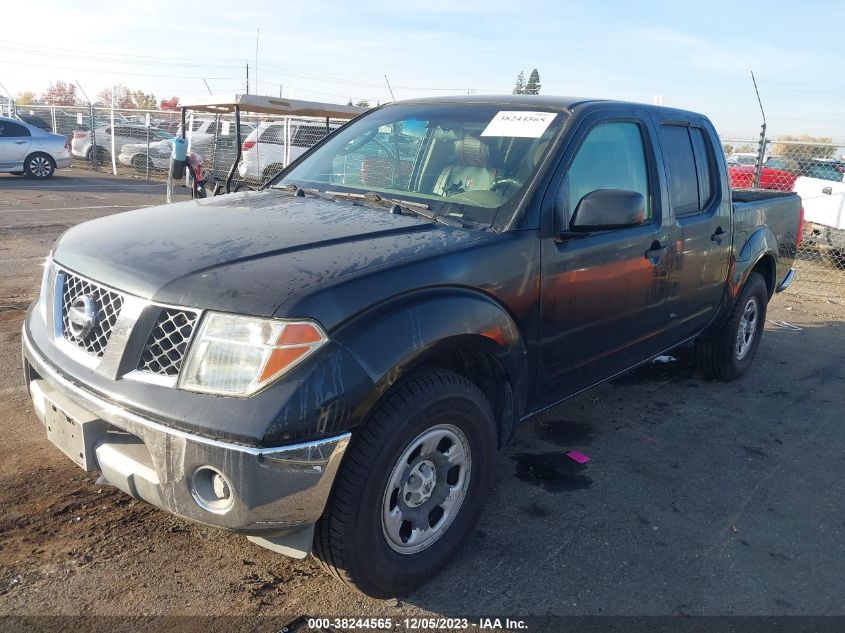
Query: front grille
61 273 124 357
138 309 199 376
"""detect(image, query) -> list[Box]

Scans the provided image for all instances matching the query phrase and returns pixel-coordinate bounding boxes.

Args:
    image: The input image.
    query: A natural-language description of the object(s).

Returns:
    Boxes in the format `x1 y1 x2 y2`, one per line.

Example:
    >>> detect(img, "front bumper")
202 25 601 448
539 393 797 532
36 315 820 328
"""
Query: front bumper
23 327 350 536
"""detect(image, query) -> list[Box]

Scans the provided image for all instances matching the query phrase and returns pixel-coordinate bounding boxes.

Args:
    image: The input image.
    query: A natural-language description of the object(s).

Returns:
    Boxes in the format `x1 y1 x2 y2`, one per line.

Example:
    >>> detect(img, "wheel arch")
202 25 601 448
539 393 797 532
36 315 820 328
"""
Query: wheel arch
333 288 529 446
734 225 779 299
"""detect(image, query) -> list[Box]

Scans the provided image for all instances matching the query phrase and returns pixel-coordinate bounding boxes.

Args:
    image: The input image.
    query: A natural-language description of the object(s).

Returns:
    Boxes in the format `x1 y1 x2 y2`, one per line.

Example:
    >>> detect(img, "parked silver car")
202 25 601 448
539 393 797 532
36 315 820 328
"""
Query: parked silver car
71 124 173 165
0 115 72 179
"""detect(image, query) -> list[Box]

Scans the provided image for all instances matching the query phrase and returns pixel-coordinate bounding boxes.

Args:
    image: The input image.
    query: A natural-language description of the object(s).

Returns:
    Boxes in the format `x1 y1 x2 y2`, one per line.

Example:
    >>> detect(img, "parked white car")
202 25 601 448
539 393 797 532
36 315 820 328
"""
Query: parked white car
72 124 173 165
0 115 72 178
118 121 255 172
237 121 337 184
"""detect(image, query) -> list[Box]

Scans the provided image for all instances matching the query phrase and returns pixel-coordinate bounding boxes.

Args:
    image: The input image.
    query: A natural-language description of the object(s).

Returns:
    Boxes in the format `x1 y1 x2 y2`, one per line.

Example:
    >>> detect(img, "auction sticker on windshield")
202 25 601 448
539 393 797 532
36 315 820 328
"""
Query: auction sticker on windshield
481 111 557 138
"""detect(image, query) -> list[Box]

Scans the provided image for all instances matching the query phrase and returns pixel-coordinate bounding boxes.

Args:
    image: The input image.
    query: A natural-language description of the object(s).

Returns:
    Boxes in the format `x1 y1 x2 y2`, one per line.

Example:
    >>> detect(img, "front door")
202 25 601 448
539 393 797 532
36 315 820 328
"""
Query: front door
0 120 32 168
538 113 672 406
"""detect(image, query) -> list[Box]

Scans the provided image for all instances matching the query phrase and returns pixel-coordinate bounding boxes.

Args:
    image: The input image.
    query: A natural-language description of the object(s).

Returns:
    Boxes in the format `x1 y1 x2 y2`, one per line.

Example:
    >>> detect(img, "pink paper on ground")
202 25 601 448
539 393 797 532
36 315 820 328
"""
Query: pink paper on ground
566 451 591 464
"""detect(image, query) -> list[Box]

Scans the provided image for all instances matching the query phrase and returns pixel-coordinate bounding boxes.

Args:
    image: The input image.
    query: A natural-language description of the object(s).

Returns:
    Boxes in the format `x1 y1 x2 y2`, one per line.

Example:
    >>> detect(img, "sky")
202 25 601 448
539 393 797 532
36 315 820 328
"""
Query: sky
2 0 844 140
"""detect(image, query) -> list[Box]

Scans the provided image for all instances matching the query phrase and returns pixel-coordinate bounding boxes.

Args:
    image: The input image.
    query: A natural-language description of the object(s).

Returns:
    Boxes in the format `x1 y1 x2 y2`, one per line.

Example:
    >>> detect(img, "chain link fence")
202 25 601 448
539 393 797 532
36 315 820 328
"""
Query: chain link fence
12 104 346 190
722 136 845 300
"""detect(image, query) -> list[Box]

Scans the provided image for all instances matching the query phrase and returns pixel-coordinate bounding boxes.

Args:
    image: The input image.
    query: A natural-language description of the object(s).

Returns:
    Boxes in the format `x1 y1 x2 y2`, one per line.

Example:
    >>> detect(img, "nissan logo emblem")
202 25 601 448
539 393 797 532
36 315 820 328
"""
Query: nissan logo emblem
67 295 97 340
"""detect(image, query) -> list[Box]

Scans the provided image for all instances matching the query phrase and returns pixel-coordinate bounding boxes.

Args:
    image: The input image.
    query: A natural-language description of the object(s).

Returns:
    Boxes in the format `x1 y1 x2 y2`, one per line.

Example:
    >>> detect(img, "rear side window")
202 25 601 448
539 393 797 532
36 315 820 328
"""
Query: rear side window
0 121 31 137
565 121 652 220
660 125 699 215
258 124 285 145
660 124 717 216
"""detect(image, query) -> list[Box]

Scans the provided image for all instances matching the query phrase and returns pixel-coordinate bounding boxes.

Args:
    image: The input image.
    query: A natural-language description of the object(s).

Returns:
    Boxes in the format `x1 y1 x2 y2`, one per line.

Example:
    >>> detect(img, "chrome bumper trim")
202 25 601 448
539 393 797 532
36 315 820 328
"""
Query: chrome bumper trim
776 267 795 293
23 327 351 534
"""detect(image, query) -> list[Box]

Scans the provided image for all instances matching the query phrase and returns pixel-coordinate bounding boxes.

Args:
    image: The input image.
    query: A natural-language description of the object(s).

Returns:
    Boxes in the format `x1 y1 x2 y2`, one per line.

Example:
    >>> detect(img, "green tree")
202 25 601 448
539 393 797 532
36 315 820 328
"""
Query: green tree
513 71 525 95
131 90 157 110
355 99 370 108
524 68 541 95
16 91 37 105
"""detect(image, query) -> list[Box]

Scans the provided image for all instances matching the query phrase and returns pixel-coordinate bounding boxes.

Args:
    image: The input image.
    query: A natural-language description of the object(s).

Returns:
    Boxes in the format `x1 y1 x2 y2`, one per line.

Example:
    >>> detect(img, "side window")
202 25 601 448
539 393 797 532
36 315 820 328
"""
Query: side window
565 121 651 220
689 127 716 208
292 126 329 148
258 124 285 145
659 124 706 216
191 120 205 132
0 121 32 137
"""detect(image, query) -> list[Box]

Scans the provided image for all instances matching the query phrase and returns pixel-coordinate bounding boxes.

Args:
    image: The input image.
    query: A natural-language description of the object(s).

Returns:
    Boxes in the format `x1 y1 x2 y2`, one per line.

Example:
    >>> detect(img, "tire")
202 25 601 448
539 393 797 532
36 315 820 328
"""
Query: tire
694 272 768 381
23 153 55 179
90 146 110 167
10 171 25 176
826 249 845 270
314 369 496 597
132 154 152 173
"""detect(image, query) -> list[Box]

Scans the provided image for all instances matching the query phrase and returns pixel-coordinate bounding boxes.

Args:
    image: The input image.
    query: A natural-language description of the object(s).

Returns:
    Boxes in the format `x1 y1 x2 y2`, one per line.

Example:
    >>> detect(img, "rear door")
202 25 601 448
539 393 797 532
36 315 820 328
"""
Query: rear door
537 109 672 405
653 117 732 337
0 120 32 167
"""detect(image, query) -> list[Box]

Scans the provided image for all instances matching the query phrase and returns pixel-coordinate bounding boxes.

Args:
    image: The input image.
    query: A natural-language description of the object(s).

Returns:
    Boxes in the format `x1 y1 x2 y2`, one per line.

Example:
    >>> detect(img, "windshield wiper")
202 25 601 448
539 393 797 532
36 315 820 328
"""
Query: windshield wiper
272 183 338 203
327 191 466 228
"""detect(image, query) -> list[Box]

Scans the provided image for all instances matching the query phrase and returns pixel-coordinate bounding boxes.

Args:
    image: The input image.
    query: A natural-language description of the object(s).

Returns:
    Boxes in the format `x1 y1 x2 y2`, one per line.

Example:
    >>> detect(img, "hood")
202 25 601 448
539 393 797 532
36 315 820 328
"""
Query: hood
52 190 487 317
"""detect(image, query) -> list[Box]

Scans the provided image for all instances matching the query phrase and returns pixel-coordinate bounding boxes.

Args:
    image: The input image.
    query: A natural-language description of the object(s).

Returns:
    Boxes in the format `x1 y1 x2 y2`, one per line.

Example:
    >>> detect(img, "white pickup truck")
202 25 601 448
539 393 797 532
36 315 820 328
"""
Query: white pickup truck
793 160 845 267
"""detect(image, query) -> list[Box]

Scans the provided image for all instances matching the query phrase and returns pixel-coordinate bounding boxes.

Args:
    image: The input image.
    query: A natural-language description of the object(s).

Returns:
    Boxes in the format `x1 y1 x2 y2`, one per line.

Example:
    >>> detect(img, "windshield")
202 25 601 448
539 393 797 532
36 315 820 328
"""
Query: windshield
273 104 568 226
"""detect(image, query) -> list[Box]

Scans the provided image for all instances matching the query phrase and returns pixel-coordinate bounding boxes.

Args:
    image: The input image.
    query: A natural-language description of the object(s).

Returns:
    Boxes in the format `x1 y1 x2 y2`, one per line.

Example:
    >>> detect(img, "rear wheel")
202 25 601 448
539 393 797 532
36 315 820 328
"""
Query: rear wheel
91 146 110 167
695 272 768 381
23 153 55 179
314 369 496 597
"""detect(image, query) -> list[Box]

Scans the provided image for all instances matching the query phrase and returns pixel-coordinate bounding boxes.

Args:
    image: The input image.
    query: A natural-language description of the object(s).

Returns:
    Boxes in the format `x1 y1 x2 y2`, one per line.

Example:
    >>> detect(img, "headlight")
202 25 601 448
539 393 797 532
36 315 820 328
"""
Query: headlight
179 312 328 397
39 257 52 325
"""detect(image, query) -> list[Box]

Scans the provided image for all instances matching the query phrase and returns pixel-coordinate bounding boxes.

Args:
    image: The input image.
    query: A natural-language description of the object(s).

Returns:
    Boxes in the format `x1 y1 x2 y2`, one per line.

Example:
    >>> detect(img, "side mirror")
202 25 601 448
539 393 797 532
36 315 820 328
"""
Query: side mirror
569 189 646 232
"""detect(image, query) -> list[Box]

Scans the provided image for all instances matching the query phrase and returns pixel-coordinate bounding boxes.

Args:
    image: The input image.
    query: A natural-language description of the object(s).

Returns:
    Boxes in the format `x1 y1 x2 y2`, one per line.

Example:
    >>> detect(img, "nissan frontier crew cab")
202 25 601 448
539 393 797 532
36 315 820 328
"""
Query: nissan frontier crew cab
23 96 802 597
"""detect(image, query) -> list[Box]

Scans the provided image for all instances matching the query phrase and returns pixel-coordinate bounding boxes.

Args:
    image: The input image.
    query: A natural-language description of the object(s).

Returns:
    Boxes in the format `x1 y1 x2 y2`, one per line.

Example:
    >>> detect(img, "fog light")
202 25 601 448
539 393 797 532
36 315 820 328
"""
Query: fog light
191 466 234 514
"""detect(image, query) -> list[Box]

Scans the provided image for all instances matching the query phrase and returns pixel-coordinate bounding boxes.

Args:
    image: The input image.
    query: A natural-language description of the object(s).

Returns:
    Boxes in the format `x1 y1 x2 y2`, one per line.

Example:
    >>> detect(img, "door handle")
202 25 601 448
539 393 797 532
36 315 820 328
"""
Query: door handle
644 241 668 263
711 227 729 242
822 187 832 195
14 141 27 144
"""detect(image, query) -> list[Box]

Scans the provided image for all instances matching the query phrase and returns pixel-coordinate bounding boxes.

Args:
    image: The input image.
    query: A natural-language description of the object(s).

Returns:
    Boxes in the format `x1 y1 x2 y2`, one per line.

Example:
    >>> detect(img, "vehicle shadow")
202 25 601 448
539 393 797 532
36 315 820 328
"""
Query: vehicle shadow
400 320 845 616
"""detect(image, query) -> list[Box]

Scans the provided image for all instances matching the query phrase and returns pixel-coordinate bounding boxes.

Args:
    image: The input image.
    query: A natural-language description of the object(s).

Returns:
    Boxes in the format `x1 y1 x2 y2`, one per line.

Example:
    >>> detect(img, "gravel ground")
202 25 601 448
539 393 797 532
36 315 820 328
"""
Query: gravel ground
1 170 844 626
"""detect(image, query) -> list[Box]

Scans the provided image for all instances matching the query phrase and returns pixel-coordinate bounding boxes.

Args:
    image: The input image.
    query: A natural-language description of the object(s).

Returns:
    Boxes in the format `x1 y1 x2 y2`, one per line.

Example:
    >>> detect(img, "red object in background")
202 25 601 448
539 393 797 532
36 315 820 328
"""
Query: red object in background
242 140 256 151
728 165 798 191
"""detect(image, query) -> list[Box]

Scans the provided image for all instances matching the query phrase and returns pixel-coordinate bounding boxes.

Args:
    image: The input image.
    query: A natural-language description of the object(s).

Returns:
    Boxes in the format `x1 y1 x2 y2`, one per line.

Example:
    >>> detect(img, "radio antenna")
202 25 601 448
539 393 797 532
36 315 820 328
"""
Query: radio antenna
384 74 396 102
750 71 767 188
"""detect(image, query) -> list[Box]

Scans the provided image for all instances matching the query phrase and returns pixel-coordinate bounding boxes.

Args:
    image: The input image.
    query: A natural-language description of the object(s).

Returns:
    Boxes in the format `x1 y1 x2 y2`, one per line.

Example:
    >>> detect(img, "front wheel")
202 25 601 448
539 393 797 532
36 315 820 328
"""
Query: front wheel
314 369 496 597
695 271 768 381
24 153 55 179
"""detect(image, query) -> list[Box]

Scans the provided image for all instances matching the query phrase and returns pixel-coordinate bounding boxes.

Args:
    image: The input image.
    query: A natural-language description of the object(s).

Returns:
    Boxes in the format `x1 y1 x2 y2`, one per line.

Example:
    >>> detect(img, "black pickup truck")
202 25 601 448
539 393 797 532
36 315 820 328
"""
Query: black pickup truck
23 96 801 597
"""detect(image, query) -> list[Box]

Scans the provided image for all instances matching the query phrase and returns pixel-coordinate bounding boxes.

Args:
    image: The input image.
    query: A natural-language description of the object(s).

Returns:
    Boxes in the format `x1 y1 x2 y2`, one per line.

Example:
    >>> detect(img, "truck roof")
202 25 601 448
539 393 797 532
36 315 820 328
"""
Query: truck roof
391 94 708 120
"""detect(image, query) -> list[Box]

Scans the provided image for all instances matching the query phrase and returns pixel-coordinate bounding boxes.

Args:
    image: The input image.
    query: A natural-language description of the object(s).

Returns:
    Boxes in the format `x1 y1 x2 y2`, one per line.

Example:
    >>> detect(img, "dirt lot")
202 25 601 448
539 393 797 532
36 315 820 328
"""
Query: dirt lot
1 169 844 625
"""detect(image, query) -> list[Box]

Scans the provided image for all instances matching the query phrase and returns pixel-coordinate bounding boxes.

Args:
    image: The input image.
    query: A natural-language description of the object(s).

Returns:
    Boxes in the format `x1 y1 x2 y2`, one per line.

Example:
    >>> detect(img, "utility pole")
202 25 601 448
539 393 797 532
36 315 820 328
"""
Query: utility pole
245 63 250 95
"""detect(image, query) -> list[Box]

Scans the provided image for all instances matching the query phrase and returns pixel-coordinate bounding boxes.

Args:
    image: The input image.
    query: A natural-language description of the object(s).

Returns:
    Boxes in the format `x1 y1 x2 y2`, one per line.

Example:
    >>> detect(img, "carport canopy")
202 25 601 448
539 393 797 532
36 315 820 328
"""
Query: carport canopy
177 94 367 119
176 94 368 193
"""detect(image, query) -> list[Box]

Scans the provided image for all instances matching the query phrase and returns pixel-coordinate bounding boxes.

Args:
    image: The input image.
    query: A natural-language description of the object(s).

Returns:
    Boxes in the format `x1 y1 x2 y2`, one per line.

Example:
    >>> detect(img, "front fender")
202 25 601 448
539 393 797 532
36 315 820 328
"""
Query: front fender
332 287 529 428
